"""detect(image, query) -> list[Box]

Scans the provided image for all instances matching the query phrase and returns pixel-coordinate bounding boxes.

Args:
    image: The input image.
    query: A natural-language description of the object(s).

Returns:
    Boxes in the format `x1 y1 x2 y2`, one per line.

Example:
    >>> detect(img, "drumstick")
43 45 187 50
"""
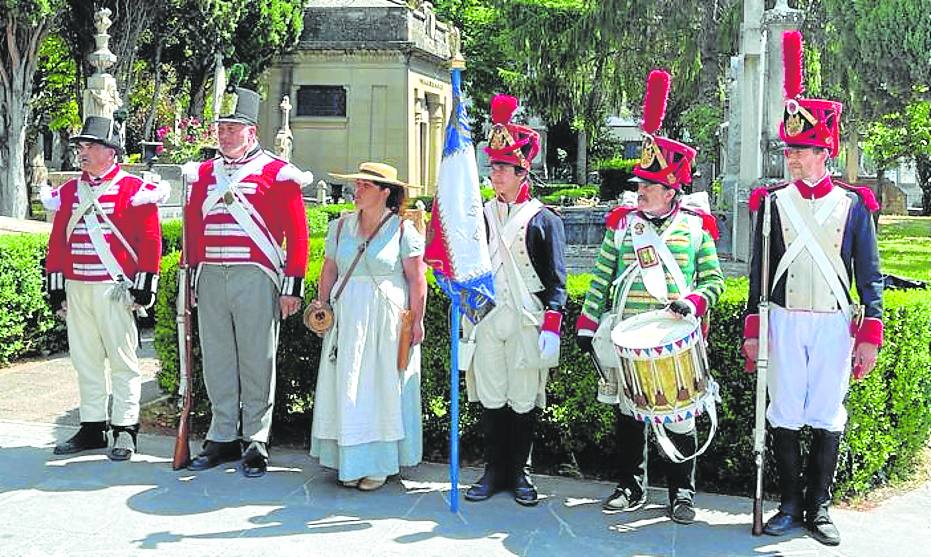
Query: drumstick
589 353 609 383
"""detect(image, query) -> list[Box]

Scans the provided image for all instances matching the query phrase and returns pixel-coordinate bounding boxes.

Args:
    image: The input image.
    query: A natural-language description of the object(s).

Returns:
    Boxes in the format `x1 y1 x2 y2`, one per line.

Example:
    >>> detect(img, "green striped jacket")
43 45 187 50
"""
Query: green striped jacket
580 210 725 326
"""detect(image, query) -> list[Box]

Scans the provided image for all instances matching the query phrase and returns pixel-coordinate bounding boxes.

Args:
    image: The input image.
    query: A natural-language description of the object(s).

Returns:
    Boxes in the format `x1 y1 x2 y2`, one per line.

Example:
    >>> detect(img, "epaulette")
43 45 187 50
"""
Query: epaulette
748 182 789 212
834 180 880 213
680 206 720 240
605 205 636 230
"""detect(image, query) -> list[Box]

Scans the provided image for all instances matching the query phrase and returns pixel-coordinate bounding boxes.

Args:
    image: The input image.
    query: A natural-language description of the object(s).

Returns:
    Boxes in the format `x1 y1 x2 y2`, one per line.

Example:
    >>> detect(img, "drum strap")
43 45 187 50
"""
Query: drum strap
652 376 720 464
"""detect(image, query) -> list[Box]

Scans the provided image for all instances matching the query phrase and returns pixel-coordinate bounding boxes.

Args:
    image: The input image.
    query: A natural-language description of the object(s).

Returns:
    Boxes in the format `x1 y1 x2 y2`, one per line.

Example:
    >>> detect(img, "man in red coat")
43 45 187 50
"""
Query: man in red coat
183 86 311 477
44 115 167 461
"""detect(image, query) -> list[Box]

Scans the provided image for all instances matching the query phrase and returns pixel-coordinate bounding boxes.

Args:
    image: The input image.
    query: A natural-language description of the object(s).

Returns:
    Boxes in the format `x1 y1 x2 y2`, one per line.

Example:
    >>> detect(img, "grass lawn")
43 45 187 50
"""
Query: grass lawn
877 216 931 282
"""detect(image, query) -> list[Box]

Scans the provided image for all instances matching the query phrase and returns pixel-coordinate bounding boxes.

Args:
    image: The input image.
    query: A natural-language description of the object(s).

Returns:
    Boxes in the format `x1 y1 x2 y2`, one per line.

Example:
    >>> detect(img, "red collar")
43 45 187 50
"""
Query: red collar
793 175 832 200
495 181 532 204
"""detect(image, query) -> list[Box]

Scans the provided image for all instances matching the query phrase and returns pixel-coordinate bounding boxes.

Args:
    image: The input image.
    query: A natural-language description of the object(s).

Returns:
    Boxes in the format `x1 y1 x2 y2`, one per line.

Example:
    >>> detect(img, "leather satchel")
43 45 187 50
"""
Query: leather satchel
397 309 414 371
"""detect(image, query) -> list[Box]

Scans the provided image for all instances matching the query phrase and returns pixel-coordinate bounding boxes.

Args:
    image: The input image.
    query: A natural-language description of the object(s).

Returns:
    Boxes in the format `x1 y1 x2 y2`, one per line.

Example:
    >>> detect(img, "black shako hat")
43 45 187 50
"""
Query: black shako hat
217 87 260 126
70 116 123 154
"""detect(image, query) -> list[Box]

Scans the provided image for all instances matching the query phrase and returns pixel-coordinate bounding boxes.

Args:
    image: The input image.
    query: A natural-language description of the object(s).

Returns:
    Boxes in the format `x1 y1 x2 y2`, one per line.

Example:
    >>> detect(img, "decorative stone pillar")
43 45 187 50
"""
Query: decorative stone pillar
414 95 425 188
83 8 122 121
427 96 445 195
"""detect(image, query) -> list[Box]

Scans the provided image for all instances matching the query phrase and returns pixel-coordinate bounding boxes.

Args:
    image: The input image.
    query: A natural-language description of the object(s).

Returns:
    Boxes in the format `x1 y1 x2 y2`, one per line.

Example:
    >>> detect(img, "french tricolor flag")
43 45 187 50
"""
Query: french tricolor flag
424 67 495 321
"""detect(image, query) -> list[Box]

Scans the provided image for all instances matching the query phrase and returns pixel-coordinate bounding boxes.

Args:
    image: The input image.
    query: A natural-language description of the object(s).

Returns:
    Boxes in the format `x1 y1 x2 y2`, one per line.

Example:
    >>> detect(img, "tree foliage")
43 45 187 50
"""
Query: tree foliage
30 33 78 133
0 0 65 217
863 97 931 214
804 0 931 122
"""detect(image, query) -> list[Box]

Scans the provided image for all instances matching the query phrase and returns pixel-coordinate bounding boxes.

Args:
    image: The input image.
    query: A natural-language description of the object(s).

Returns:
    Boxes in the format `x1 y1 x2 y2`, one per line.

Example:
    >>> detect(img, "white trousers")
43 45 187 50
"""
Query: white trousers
767 305 852 432
64 280 141 425
470 304 547 414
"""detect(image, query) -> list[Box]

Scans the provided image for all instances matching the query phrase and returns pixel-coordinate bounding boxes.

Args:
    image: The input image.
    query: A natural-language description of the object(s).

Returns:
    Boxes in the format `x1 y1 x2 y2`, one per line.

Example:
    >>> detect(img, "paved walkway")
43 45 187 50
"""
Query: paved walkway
0 337 928 557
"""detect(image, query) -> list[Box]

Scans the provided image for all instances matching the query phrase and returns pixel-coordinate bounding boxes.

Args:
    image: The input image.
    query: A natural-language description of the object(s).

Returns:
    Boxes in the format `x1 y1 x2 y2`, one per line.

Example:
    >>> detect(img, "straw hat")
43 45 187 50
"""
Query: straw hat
328 162 408 188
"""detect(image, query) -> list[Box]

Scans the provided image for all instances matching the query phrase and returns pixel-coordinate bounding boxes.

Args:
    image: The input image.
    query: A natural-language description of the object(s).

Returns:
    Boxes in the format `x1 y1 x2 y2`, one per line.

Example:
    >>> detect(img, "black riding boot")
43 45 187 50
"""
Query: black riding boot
54 421 109 455
465 407 508 501
109 424 139 461
665 428 697 524
604 412 648 511
763 427 805 535
511 408 538 506
806 428 842 546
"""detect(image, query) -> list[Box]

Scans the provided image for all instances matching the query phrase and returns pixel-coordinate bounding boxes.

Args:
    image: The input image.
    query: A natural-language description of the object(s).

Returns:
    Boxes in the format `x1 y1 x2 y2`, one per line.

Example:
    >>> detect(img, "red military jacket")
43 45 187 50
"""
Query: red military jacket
184 149 310 297
45 164 164 282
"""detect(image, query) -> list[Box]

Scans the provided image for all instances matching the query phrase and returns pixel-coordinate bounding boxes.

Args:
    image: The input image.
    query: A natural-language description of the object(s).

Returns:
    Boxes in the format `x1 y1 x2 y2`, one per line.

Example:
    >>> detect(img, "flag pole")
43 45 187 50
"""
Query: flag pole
449 291 461 513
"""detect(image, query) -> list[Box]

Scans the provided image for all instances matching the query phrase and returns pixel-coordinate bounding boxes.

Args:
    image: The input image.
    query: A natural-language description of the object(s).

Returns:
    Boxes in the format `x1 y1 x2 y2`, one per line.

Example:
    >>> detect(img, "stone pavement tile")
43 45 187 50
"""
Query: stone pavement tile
1 420 929 557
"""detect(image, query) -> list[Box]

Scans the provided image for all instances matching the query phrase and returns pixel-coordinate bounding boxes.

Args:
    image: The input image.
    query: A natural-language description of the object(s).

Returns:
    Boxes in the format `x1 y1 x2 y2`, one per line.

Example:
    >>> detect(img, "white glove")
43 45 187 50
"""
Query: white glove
538 330 561 364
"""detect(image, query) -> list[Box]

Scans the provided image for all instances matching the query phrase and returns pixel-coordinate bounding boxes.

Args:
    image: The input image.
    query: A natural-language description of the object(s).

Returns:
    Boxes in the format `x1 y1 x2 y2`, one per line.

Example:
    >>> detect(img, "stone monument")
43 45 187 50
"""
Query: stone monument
274 95 294 161
84 8 122 121
720 0 801 265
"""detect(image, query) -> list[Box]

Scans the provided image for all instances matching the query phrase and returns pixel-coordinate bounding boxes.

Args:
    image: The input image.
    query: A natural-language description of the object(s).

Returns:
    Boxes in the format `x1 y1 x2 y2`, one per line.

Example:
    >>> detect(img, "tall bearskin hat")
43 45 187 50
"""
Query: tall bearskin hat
484 94 540 170
633 70 696 190
779 30 842 158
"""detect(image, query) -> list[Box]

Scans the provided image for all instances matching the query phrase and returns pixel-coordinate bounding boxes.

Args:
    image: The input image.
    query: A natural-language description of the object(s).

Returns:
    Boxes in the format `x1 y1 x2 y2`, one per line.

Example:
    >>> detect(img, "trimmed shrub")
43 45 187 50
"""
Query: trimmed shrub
594 157 638 201
0 234 67 365
541 186 599 206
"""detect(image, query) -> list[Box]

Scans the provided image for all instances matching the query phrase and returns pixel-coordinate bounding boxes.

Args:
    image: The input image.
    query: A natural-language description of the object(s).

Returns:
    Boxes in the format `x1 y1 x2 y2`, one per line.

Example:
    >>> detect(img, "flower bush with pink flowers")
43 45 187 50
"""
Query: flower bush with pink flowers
156 117 217 163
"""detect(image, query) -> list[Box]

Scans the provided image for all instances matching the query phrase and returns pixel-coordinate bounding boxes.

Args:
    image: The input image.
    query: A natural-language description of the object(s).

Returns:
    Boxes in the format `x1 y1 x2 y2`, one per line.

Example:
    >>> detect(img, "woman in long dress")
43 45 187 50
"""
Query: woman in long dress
310 162 427 491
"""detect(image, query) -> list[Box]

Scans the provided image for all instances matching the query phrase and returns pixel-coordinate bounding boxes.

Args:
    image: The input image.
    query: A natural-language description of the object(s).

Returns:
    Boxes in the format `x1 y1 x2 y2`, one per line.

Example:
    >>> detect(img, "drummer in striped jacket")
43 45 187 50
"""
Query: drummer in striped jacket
575 70 725 525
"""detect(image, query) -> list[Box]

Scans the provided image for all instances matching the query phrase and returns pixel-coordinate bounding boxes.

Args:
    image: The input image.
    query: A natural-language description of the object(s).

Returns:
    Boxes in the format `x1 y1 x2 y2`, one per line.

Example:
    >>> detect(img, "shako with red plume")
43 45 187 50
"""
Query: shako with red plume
778 30 842 158
633 69 696 190
484 94 540 170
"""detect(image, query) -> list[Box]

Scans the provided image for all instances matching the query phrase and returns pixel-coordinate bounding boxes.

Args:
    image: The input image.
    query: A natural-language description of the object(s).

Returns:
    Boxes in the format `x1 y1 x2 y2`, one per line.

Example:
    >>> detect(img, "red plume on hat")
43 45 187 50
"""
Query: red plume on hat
633 69 696 190
641 70 670 135
783 30 804 99
778 30 843 158
490 94 519 125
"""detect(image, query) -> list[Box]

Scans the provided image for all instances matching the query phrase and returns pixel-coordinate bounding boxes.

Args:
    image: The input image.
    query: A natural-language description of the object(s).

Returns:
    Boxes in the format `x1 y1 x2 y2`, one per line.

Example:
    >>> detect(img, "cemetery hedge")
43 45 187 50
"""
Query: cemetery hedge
151 256 931 500
0 234 68 365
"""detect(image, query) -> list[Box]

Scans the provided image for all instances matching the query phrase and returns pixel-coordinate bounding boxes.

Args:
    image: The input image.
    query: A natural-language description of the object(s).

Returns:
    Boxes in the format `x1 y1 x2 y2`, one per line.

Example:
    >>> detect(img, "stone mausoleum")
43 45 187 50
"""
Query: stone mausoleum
258 0 455 198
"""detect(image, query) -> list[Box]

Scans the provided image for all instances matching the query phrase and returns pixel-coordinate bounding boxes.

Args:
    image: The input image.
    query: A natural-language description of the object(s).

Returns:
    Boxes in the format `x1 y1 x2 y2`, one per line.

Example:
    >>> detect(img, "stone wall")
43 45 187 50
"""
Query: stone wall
302 1 451 61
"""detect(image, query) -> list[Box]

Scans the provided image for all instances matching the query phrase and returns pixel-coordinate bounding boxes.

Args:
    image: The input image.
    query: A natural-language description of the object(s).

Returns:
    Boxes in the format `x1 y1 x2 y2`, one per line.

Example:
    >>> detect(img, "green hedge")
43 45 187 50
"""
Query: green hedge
153 252 931 500
0 234 68 365
541 186 599 205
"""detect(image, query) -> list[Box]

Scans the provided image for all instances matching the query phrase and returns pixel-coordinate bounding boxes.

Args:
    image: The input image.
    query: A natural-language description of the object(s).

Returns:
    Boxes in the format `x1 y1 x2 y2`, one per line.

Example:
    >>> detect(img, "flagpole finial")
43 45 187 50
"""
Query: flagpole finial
449 26 466 69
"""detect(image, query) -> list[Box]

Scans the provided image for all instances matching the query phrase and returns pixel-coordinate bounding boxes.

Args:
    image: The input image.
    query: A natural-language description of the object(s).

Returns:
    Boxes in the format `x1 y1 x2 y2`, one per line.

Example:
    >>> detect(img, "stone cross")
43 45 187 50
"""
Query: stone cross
274 95 294 161
280 96 292 132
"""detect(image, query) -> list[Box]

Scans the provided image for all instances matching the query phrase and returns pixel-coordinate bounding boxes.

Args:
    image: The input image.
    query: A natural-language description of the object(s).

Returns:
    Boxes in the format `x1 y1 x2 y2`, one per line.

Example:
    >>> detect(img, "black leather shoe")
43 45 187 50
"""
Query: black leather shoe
670 498 696 524
807 507 841 546
109 424 139 461
187 440 242 471
603 485 646 511
241 441 268 478
465 468 499 502
54 422 108 455
512 470 538 506
763 511 803 536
